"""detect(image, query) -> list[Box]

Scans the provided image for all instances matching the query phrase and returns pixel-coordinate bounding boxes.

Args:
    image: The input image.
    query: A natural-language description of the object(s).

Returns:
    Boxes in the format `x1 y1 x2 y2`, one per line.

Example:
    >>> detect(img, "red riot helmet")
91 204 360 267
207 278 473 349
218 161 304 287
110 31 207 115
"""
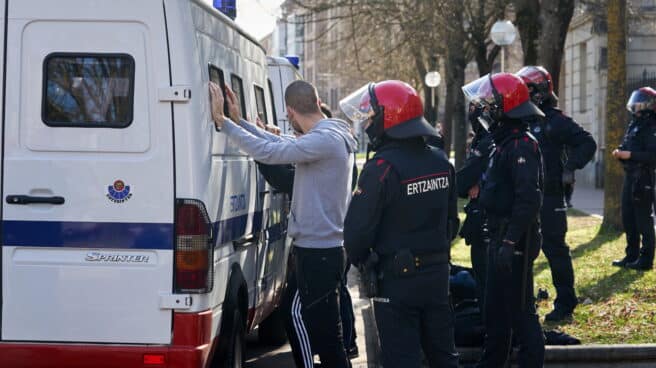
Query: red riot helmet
340 80 438 148
626 87 656 115
462 73 544 124
515 66 558 106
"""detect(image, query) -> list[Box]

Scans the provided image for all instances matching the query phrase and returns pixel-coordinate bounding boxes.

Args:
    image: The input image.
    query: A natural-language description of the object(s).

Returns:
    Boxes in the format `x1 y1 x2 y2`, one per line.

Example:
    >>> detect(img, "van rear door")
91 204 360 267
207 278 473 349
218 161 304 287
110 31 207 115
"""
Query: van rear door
1 0 175 344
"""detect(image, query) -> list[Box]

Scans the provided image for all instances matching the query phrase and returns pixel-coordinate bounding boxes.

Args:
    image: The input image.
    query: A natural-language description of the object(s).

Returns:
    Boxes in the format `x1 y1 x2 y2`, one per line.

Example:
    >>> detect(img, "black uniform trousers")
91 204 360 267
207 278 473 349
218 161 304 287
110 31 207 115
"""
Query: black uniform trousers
478 242 544 368
374 265 459 368
541 194 577 312
281 245 350 368
471 236 489 314
621 175 655 262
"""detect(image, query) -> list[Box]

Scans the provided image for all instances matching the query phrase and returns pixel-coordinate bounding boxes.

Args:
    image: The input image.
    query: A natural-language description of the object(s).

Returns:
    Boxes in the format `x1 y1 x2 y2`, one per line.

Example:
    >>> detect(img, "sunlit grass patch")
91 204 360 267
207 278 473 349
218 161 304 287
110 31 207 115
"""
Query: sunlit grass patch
451 200 656 344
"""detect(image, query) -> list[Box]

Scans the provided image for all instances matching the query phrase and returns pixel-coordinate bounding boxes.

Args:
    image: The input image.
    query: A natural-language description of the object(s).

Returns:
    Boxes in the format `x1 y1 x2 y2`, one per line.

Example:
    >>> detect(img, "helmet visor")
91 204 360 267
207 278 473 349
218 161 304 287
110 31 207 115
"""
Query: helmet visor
627 88 656 113
516 66 549 87
462 74 497 109
339 83 374 125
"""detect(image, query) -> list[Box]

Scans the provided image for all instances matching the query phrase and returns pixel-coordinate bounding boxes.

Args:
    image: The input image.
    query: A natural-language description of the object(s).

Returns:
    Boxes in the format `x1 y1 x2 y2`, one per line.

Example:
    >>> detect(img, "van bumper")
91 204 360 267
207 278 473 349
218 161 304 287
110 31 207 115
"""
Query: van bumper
0 310 215 368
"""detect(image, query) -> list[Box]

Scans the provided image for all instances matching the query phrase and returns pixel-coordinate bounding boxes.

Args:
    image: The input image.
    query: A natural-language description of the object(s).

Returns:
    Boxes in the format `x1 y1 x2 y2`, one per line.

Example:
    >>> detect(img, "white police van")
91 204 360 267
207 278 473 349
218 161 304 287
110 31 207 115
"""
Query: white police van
267 56 303 135
0 1 291 367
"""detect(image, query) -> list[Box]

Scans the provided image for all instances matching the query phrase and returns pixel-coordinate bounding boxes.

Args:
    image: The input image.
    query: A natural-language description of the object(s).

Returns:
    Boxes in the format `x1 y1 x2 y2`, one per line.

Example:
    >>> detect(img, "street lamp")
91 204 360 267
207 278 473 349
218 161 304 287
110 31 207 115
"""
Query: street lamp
425 71 441 126
490 20 517 72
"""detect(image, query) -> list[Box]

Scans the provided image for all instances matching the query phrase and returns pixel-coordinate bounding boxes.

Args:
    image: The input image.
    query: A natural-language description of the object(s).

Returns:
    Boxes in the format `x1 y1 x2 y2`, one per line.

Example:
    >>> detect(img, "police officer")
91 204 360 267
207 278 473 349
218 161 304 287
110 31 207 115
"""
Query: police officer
341 80 459 368
457 103 495 310
516 66 597 322
462 73 545 367
611 87 656 271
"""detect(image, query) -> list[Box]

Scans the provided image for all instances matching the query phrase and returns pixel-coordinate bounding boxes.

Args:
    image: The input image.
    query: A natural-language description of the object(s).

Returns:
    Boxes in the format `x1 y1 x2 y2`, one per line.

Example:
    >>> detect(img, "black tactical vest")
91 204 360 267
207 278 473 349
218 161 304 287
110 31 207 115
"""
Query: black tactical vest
372 143 452 257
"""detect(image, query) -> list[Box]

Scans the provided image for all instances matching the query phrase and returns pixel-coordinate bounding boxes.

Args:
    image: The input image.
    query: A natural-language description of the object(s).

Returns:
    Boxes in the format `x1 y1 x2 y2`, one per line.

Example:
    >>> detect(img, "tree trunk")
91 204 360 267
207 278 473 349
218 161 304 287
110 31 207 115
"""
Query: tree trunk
513 0 540 65
536 0 575 94
603 0 626 230
442 67 454 156
444 2 467 168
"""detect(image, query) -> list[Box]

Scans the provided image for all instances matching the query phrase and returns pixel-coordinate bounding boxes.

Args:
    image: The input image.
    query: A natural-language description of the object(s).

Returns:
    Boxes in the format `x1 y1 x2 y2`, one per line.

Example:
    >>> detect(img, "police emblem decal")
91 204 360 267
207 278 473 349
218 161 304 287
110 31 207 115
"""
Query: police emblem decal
107 180 133 203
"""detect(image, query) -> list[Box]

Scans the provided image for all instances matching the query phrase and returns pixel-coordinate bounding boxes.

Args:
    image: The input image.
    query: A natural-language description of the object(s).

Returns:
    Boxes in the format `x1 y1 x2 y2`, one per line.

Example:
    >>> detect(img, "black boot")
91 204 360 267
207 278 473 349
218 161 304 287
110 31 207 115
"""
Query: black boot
612 256 637 267
545 308 573 323
626 257 653 271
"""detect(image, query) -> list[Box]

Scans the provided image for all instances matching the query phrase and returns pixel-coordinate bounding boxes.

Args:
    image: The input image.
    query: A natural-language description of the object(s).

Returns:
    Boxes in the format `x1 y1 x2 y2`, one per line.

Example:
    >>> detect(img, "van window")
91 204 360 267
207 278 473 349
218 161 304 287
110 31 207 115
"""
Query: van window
209 64 229 116
230 74 247 119
253 85 268 124
267 79 278 126
43 53 134 127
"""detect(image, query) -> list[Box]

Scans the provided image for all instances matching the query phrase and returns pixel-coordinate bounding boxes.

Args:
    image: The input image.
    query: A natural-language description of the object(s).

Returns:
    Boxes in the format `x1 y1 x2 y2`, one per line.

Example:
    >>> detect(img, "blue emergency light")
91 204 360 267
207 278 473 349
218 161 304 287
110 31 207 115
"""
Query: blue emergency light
214 0 236 20
285 55 300 69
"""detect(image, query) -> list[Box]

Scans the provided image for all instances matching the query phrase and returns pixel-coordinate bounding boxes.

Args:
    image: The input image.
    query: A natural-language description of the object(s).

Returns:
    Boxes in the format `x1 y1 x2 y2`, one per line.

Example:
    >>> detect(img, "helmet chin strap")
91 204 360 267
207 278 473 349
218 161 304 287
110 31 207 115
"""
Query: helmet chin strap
365 83 386 153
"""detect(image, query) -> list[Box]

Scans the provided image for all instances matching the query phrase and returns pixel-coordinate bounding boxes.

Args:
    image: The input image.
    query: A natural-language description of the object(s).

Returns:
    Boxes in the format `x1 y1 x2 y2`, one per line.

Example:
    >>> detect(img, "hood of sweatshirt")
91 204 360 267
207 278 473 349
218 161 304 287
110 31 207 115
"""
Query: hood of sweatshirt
312 118 358 154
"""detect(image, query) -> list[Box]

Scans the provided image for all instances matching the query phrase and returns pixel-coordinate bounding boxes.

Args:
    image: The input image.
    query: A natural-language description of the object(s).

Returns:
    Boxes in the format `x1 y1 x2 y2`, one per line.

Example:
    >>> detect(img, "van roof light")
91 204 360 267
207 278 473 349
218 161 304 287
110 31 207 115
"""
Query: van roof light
285 55 300 69
213 0 236 20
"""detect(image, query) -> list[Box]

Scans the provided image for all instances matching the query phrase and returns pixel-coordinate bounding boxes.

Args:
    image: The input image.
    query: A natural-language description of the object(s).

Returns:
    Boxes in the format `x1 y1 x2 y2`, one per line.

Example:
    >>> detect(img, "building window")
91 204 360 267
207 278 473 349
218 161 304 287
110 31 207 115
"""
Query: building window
330 88 338 111
598 47 608 70
579 43 587 112
43 53 134 127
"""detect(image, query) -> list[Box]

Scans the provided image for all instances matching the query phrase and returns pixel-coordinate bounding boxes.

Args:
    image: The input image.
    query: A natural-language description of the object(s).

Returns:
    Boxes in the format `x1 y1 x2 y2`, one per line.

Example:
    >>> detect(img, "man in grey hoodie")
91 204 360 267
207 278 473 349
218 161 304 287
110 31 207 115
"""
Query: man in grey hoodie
209 80 356 368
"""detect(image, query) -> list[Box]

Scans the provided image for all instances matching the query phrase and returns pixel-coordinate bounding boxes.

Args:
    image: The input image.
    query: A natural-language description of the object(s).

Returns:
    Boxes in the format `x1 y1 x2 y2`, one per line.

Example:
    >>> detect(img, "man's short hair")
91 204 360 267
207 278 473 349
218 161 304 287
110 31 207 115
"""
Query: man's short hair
285 80 321 115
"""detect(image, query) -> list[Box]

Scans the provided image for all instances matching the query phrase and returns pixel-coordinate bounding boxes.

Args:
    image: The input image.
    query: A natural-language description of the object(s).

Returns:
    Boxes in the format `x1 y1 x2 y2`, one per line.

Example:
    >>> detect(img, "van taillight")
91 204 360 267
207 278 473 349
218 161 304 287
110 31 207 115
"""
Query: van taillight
174 199 213 293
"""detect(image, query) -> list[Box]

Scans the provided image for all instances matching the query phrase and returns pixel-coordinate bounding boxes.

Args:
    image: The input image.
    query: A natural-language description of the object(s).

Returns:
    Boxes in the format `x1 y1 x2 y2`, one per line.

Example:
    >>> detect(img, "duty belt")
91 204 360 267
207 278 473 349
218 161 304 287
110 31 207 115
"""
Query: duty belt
380 251 449 274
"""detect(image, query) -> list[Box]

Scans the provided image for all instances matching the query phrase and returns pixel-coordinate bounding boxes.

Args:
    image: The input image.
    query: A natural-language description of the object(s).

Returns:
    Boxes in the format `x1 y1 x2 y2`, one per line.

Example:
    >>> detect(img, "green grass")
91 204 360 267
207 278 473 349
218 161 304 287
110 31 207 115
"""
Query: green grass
451 201 656 344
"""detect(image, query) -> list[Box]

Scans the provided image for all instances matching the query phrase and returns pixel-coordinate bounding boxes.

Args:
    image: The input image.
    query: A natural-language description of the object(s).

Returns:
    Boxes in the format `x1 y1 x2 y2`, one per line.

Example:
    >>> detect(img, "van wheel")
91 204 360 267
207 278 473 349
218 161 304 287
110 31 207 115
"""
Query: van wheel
258 308 288 346
215 308 245 368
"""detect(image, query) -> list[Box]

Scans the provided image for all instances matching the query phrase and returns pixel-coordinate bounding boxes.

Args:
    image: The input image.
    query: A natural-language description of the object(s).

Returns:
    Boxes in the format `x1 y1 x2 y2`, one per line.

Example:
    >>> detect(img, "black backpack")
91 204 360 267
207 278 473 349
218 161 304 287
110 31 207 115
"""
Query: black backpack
450 265 485 347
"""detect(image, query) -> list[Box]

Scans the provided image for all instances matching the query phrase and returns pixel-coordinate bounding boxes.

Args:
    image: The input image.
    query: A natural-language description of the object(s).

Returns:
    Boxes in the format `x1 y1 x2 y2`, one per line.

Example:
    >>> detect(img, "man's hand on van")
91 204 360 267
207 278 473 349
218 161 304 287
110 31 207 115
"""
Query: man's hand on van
208 82 225 129
225 86 242 123
256 116 281 136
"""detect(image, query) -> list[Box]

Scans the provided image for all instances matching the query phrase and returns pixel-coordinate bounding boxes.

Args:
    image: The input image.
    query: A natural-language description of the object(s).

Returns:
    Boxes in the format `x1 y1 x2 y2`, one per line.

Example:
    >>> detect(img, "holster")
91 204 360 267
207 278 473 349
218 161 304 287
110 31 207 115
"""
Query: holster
488 217 510 245
358 251 380 298
460 201 486 246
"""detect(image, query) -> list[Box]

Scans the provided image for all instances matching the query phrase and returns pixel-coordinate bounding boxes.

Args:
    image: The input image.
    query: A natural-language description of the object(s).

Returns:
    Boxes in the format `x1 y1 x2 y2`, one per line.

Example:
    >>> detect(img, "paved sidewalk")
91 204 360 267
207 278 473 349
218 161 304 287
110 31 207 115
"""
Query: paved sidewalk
569 185 604 217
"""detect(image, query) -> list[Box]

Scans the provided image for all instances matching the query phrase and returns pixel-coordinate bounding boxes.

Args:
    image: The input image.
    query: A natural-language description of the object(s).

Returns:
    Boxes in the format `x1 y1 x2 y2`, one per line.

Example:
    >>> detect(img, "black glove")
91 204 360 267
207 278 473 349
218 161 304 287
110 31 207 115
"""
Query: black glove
496 242 514 274
562 169 575 185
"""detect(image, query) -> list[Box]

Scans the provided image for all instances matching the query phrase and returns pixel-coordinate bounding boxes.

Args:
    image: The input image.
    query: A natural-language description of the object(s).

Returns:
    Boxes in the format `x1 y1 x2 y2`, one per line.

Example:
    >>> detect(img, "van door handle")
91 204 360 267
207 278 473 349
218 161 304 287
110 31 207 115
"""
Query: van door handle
233 234 257 248
6 195 65 205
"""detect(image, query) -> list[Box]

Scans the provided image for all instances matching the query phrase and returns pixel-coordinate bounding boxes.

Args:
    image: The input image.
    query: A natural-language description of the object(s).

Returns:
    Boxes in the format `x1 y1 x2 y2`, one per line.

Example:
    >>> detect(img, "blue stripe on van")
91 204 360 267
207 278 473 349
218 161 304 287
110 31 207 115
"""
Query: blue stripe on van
2 213 281 249
213 212 264 245
2 220 174 249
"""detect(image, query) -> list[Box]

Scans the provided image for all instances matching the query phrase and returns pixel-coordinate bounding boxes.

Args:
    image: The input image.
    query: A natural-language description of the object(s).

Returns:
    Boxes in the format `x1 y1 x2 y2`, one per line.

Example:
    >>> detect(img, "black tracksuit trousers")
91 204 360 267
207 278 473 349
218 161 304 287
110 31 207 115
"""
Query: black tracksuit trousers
281 246 350 368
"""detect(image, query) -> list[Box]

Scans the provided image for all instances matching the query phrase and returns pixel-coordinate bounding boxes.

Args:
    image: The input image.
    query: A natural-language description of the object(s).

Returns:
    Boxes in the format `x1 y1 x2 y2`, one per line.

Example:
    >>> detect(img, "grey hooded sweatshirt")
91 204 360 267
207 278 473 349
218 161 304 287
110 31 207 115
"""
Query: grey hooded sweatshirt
222 118 357 249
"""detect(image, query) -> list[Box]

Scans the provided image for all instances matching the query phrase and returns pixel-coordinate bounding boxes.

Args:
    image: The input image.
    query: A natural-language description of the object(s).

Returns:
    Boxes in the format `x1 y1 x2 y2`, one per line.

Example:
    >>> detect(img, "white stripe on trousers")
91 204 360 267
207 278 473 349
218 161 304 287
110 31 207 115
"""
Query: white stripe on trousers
292 290 313 368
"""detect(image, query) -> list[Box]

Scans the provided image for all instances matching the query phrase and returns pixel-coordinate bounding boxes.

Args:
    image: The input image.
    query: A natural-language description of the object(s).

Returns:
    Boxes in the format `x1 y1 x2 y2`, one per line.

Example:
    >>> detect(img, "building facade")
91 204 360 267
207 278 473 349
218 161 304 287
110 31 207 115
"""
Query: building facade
562 0 656 187
262 1 368 148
